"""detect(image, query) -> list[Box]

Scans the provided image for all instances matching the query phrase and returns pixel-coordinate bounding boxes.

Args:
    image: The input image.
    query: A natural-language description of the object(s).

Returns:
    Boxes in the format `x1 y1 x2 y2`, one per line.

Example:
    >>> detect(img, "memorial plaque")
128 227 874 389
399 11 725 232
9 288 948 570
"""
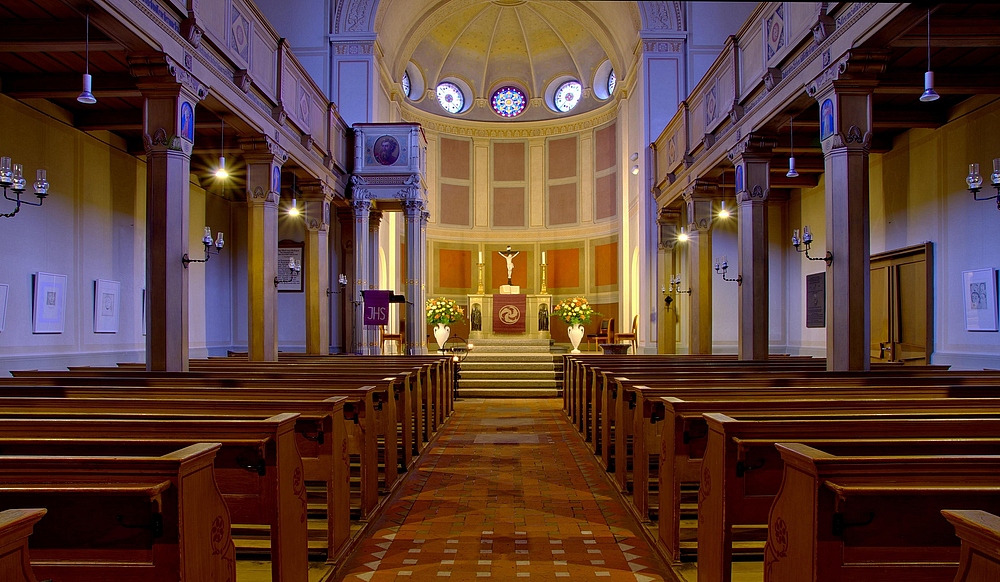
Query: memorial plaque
806 272 825 328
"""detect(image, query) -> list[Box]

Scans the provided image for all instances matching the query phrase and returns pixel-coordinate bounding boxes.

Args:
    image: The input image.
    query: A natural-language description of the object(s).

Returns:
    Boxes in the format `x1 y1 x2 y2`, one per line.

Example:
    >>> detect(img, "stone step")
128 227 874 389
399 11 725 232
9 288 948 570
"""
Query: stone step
465 344 551 353
458 379 560 389
460 370 556 380
458 387 561 398
463 352 556 362
469 337 551 347
460 362 555 371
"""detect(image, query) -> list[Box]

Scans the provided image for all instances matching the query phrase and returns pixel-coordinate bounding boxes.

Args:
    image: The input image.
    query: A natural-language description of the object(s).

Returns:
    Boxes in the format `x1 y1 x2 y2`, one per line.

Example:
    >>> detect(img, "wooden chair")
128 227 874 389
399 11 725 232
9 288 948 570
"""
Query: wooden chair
615 315 638 354
587 318 614 351
380 320 404 354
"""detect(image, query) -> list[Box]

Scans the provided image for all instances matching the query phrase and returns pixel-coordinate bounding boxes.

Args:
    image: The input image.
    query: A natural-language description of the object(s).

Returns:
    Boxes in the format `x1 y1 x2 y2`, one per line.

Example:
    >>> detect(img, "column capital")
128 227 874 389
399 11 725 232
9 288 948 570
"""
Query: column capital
807 49 890 98
395 174 425 203
681 180 717 232
727 132 777 162
239 135 289 165
369 209 383 232
658 207 683 250
350 174 374 201
402 198 425 216
298 179 334 232
129 52 208 100
352 197 372 214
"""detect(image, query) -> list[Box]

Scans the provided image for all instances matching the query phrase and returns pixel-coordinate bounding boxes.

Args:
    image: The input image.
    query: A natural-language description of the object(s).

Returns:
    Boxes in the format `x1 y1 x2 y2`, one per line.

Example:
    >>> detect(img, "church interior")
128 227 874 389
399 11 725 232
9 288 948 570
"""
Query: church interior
1 1 1000 581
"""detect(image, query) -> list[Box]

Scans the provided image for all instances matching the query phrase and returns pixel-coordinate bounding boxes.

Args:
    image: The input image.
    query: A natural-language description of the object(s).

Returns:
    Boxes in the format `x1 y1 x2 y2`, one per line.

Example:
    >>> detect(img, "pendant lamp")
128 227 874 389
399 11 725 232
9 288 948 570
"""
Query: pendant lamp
215 117 228 179
920 8 940 102
786 116 799 178
77 14 96 104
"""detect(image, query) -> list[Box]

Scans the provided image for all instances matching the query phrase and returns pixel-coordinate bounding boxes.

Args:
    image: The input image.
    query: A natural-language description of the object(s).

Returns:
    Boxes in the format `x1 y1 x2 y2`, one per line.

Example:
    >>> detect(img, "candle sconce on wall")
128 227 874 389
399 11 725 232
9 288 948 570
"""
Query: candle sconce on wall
791 226 833 264
966 160 1000 210
327 273 348 296
714 256 742 285
1 157 49 219
182 227 225 267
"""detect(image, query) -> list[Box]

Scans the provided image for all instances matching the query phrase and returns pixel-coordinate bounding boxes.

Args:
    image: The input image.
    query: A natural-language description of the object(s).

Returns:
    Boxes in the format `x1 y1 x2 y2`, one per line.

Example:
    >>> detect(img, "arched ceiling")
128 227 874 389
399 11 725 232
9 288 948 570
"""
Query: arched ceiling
369 0 665 122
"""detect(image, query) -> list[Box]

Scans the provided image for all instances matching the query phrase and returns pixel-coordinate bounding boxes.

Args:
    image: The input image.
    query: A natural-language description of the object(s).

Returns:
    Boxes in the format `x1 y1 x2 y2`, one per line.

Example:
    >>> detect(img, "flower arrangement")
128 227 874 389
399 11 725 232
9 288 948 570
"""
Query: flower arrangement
426 297 465 325
552 297 598 326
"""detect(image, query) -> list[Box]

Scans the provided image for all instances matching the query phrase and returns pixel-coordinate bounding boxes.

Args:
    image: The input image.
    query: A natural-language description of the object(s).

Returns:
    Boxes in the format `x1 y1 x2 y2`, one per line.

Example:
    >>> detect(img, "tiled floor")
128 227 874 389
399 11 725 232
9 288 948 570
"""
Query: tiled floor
335 398 675 582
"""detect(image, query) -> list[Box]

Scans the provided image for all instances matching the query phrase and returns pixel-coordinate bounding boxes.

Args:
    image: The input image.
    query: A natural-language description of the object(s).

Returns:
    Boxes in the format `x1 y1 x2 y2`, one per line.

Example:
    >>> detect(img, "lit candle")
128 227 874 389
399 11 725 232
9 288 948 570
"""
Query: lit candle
542 251 546 265
479 251 483 263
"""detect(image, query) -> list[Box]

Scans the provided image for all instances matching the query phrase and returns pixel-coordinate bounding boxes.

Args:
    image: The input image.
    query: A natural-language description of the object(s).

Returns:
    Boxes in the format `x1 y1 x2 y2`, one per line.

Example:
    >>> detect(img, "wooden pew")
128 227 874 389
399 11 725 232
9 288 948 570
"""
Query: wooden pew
699 414 1000 582
0 396 353 561
766 443 1000 582
0 376 391 517
654 396 1000 564
0 442 235 582
0 508 45 582
0 414 307 582
942 510 1000 582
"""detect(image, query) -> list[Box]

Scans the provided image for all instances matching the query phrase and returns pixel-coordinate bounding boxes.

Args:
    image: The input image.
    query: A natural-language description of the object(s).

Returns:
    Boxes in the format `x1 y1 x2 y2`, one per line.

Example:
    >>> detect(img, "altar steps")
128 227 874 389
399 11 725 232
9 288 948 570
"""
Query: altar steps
458 337 560 398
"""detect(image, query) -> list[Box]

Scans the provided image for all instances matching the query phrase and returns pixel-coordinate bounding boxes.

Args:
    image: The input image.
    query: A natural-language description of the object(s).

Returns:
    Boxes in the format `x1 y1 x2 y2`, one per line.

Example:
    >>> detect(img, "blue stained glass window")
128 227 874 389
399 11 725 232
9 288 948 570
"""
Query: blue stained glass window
491 86 526 117
402 71 411 98
608 69 617 96
554 80 582 112
436 82 465 113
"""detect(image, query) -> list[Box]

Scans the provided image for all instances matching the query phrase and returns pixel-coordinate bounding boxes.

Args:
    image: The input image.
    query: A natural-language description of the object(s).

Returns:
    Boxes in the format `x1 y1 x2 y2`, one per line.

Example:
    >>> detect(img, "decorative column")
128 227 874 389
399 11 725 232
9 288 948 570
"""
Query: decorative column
419 209 430 352
240 136 288 361
807 50 887 371
401 198 424 354
337 209 356 353
130 54 207 372
350 176 373 355
728 133 776 361
658 207 682 354
299 180 333 355
367 209 383 353
682 181 717 354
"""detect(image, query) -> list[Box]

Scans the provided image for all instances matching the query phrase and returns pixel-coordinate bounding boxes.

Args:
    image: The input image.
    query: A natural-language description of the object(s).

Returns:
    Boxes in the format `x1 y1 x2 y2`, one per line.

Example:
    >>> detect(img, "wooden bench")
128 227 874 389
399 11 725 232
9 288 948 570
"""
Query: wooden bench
942 510 1000 582
0 442 235 582
0 508 45 582
0 395 354 561
766 442 1000 582
0 414 308 581
0 376 391 518
699 414 1000 582
654 395 1000 564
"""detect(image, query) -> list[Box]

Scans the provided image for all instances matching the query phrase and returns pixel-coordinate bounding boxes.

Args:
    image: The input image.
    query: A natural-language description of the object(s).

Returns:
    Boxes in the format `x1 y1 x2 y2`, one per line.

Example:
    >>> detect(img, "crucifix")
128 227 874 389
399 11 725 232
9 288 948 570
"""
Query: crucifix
498 245 519 286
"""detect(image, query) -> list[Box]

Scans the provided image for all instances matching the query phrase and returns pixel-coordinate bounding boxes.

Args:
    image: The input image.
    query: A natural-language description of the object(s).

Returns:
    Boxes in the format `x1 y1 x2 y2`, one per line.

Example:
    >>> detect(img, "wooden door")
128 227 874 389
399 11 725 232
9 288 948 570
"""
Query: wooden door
869 243 932 365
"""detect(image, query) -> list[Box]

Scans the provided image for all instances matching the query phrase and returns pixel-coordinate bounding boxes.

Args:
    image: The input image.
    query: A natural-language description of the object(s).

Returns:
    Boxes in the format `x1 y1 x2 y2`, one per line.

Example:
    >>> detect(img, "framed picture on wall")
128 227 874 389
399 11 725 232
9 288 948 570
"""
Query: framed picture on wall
32 272 67 334
277 240 304 293
0 283 8 332
963 268 998 332
94 279 121 333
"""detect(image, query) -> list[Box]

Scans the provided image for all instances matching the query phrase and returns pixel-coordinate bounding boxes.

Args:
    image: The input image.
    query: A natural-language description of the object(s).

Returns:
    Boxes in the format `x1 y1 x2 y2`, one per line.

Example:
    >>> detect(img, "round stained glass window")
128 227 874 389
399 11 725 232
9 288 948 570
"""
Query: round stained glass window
402 71 411 98
491 86 526 117
554 80 582 112
436 82 465 114
608 69 617 96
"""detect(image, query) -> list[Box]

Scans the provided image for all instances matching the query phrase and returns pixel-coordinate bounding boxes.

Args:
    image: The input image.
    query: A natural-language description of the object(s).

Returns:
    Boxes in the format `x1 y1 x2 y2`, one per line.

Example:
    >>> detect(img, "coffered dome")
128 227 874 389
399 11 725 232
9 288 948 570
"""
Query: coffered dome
390 0 630 122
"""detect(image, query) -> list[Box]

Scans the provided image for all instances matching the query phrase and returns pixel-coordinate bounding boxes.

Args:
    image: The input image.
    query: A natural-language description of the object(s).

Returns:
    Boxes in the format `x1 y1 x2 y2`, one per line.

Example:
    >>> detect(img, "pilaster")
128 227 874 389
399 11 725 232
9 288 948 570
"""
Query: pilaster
658 207 682 354
299 180 333 355
682 180 717 354
351 180 373 354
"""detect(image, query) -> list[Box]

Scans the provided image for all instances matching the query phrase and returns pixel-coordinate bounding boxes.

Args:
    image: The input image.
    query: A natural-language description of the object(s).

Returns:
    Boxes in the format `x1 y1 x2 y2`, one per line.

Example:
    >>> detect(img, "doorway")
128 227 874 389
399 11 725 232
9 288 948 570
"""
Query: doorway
870 242 932 365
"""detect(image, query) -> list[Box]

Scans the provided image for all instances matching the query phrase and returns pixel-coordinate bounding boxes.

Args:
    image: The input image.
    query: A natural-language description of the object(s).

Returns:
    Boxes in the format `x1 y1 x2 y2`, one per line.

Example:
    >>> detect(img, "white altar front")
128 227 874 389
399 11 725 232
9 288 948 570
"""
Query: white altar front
467 294 552 339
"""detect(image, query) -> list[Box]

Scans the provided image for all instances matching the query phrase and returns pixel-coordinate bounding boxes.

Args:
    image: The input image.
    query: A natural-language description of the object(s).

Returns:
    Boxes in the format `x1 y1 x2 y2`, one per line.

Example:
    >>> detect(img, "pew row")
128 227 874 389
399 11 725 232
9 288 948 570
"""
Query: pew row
0 509 45 582
766 443 1000 582
0 442 235 582
942 510 1000 582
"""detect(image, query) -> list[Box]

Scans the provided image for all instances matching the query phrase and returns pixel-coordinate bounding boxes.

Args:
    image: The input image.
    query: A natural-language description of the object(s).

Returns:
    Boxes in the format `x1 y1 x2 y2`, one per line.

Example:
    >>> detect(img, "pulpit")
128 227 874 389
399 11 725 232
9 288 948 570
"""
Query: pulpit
467 294 551 339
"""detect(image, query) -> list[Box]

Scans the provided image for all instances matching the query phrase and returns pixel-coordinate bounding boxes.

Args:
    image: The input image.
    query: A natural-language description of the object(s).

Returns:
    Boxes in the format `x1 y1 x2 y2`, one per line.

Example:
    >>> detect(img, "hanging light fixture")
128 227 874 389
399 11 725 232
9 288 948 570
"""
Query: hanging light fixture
215 117 228 179
786 116 800 178
920 8 940 103
77 14 96 105
287 172 299 216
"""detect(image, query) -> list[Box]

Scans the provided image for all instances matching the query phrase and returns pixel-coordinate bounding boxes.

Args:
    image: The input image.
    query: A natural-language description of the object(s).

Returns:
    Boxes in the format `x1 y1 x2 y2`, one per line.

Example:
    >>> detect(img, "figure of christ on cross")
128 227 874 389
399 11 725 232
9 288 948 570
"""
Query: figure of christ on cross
498 245 519 286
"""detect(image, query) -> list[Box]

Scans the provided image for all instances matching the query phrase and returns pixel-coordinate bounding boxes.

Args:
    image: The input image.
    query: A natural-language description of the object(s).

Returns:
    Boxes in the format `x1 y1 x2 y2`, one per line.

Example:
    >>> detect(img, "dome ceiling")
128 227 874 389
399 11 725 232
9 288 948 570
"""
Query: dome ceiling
401 0 620 122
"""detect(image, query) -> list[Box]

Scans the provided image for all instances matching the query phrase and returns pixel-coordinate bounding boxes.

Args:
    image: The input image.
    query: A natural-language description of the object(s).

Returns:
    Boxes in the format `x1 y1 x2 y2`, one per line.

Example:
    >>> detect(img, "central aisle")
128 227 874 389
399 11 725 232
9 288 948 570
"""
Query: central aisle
338 398 674 581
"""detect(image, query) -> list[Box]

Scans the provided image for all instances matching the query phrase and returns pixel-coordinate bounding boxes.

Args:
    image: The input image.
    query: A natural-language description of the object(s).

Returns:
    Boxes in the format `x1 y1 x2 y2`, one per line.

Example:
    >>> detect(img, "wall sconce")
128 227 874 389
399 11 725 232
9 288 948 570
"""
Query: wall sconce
1 157 49 219
274 256 301 286
183 226 224 267
714 256 742 285
327 273 348 296
966 161 1000 210
668 274 691 295
631 164 640 175
791 226 833 264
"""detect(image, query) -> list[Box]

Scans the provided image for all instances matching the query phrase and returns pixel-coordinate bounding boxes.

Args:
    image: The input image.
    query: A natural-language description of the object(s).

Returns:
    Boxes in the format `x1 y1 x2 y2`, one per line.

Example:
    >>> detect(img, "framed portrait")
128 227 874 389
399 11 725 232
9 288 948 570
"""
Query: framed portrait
0 283 8 332
963 268 998 332
32 271 67 334
94 279 121 333
277 240 304 293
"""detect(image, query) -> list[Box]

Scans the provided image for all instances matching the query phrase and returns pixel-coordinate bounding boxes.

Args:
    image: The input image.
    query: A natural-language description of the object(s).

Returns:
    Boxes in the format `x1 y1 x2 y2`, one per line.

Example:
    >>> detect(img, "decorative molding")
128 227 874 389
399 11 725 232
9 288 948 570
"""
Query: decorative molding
763 67 783 91
764 516 789 578
642 40 684 54
128 53 208 101
233 69 253 93
249 185 279 204
640 1 683 31
401 106 619 139
727 133 777 161
811 4 835 44
331 41 374 56
238 135 289 163
181 16 204 48
133 0 181 33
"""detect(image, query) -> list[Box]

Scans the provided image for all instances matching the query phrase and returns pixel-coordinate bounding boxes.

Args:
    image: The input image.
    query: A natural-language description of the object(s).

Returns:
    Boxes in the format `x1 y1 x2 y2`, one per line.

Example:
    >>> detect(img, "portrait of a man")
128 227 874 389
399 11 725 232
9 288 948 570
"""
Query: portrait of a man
373 135 400 166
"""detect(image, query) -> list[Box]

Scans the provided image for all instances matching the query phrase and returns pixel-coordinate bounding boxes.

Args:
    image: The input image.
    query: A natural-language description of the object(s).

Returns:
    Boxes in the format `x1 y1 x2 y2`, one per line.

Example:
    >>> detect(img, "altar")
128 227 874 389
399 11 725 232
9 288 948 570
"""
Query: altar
467 293 552 339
